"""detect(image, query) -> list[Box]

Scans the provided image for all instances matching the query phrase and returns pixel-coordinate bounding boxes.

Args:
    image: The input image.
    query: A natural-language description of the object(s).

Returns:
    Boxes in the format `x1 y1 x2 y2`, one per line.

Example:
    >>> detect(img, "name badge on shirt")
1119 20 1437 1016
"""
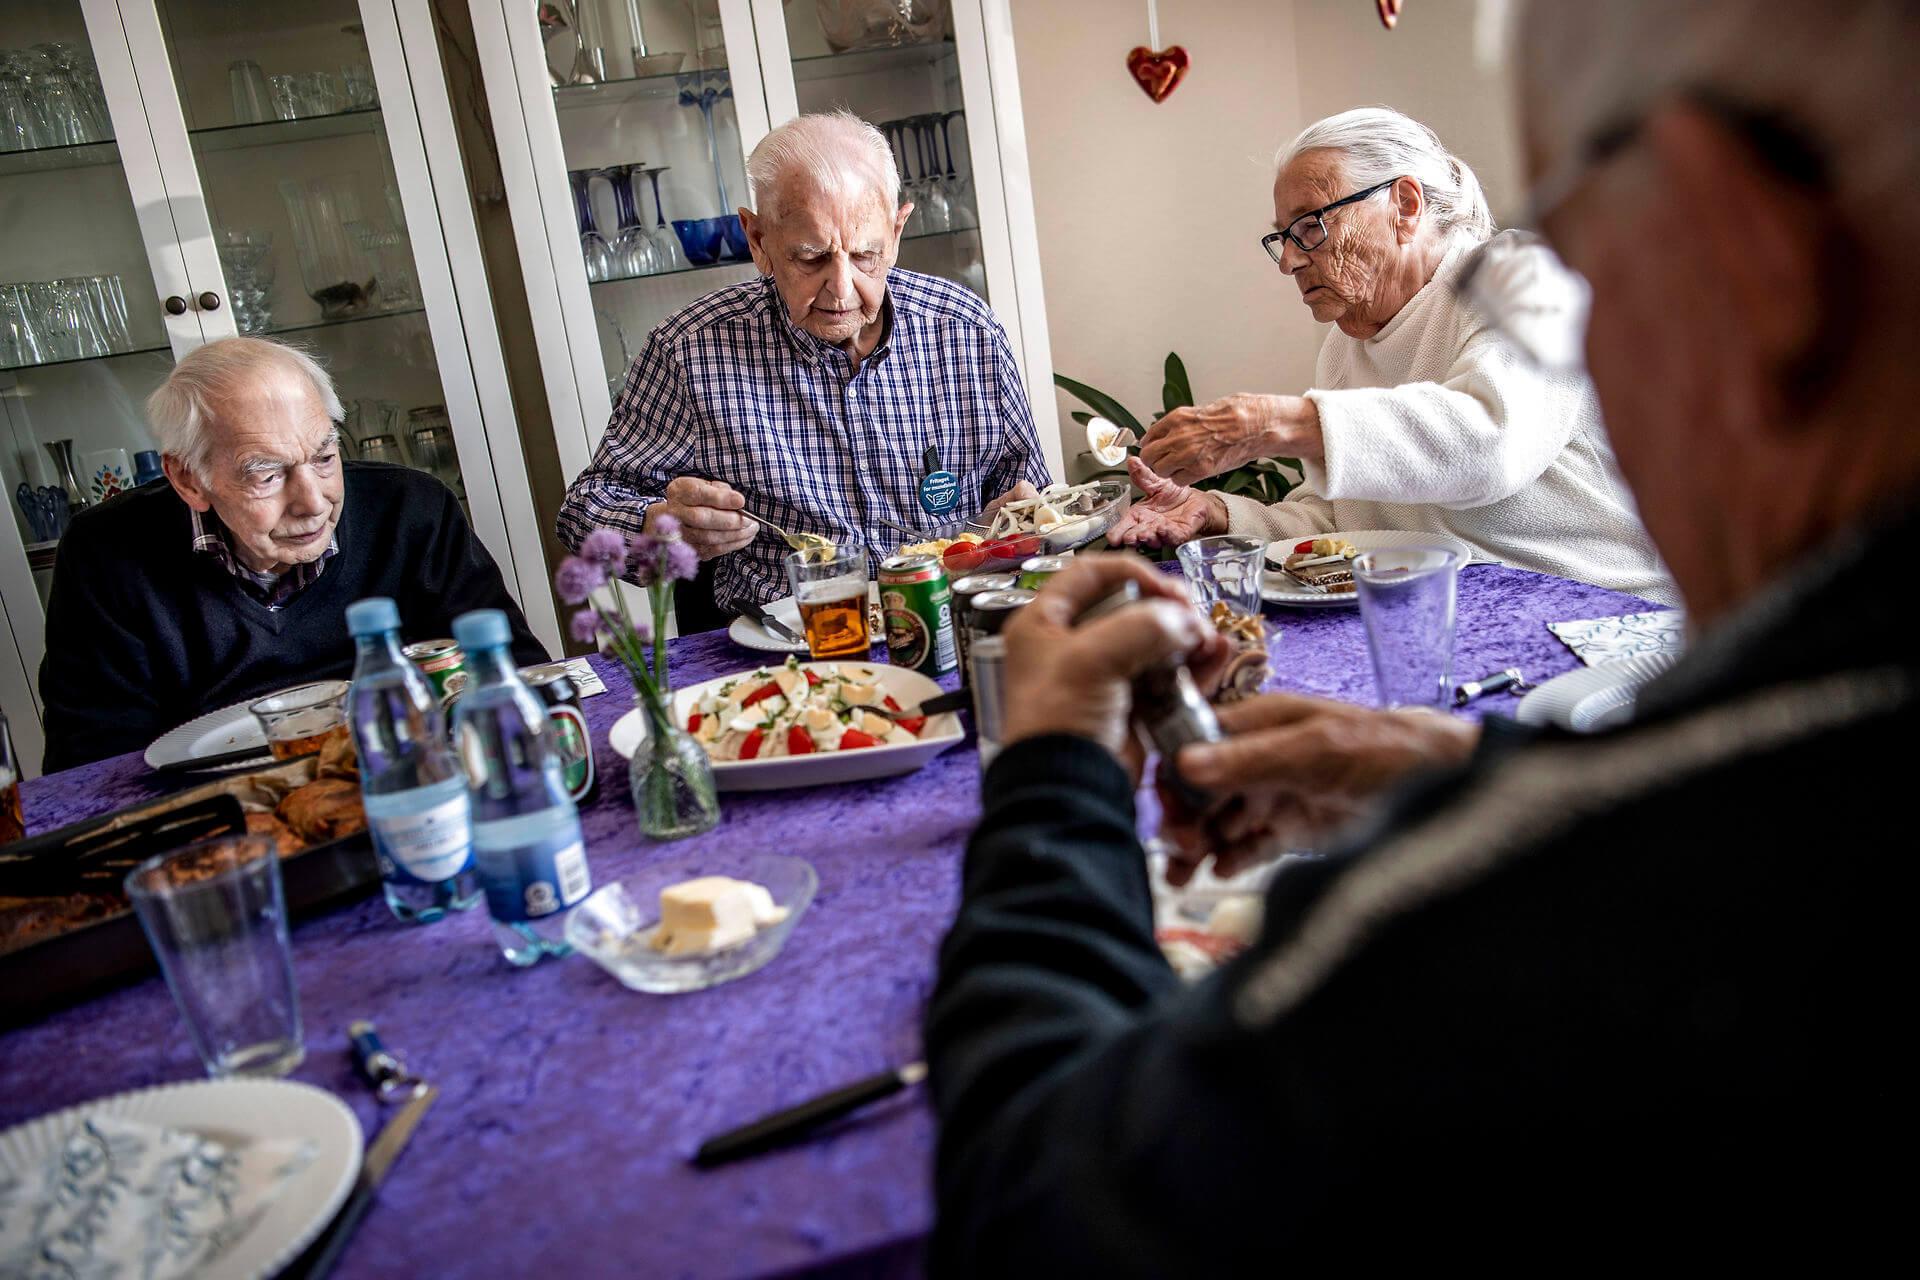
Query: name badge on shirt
918 469 961 518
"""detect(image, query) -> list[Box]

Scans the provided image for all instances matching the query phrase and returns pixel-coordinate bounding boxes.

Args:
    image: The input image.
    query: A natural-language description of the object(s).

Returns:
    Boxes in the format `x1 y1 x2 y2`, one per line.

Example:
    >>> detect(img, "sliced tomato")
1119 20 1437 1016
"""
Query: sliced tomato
1294 539 1317 555
979 537 1022 563
883 695 925 735
803 670 821 686
839 728 880 750
999 533 1042 560
942 542 987 574
686 711 702 734
786 726 815 755
739 680 783 708
740 728 765 760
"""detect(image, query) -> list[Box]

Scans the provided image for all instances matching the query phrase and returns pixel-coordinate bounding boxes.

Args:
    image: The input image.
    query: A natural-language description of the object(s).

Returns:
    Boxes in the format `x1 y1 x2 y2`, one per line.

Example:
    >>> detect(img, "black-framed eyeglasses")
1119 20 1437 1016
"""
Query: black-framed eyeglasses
1260 177 1400 264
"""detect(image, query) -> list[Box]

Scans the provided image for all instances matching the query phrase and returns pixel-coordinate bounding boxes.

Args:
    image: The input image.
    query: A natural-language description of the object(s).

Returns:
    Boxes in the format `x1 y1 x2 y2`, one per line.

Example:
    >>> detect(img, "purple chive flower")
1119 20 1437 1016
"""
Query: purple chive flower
569 608 605 646
651 512 681 539
579 528 629 576
554 555 607 604
664 538 699 584
627 532 663 588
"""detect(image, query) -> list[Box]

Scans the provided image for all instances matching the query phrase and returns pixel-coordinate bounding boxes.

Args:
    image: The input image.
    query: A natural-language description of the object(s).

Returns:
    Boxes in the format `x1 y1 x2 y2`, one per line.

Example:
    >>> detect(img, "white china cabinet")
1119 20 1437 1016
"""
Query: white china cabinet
0 0 561 777
467 0 1059 558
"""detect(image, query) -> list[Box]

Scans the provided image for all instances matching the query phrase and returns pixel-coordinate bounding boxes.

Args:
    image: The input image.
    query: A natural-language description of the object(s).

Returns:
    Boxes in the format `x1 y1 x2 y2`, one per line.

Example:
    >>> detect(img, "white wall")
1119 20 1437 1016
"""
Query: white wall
1011 0 1516 466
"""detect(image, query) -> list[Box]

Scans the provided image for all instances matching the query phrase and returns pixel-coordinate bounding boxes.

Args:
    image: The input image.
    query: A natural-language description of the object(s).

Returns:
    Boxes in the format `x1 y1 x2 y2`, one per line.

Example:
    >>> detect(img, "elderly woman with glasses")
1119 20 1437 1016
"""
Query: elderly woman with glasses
1107 106 1673 603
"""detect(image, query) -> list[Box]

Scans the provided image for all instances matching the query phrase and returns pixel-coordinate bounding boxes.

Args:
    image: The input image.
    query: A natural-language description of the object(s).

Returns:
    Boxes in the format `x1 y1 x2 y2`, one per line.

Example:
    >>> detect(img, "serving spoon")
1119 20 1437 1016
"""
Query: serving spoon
749 511 836 562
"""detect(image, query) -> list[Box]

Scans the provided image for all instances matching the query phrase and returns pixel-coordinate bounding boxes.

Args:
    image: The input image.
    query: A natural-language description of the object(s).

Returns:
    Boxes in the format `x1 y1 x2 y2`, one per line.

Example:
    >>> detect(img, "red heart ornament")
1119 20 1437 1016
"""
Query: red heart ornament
1126 45 1189 104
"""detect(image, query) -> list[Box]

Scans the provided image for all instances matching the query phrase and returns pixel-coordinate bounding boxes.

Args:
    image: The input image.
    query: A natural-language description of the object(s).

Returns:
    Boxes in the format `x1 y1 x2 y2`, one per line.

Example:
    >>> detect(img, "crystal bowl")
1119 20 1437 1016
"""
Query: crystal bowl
565 852 817 994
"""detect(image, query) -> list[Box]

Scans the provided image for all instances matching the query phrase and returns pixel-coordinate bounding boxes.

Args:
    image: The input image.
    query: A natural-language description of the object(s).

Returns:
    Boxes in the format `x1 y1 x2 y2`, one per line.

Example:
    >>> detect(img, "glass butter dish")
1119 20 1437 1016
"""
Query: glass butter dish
565 853 817 994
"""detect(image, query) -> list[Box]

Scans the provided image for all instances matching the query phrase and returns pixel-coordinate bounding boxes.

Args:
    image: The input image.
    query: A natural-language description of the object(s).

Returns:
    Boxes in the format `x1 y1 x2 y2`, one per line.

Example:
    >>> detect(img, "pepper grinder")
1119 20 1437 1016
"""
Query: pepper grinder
43 439 89 512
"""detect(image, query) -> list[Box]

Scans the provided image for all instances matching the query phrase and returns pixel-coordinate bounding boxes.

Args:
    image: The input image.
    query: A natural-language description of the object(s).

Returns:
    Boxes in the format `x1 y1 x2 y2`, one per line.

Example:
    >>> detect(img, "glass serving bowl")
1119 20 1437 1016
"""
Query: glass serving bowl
565 852 817 994
891 479 1132 574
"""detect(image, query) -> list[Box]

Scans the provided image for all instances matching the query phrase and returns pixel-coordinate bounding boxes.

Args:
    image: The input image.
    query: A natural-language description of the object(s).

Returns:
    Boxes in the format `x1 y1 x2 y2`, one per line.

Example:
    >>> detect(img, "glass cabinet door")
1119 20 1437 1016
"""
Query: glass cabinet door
2 1 188 614
144 0 476 513
547 0 760 391
775 0 984 299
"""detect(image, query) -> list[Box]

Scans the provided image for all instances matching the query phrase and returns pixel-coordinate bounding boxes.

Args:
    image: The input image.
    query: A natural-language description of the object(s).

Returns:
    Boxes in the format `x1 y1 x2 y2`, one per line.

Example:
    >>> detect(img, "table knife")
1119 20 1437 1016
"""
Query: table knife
292 1025 439 1279
742 600 803 646
694 1062 927 1168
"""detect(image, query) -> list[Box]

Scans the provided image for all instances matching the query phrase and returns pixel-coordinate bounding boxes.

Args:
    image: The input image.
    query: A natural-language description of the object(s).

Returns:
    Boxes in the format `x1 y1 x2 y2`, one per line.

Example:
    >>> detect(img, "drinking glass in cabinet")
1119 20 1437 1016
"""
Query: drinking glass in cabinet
0 44 111 150
217 231 277 335
269 73 299 121
229 60 272 125
812 0 950 53
570 170 615 283
279 178 378 319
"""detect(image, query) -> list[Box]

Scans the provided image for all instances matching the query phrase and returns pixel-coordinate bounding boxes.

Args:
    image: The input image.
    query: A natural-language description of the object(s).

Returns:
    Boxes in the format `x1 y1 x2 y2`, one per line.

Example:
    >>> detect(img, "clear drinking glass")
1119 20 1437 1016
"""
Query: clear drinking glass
1176 534 1266 619
1 283 44 367
279 176 378 318
342 63 377 110
249 679 349 760
269 73 300 120
229 59 271 124
296 70 340 117
786 547 871 660
125 835 305 1078
359 432 402 465
1353 547 1464 708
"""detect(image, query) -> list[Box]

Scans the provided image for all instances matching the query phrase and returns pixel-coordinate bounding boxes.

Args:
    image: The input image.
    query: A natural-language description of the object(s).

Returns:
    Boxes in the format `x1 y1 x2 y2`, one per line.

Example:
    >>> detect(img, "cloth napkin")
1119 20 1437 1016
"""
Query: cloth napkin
1547 609 1687 667
0 1114 315 1280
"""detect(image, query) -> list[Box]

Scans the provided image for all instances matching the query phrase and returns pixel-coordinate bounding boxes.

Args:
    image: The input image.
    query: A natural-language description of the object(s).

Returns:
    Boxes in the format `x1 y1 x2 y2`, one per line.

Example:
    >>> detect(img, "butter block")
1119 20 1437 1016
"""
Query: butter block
650 875 790 957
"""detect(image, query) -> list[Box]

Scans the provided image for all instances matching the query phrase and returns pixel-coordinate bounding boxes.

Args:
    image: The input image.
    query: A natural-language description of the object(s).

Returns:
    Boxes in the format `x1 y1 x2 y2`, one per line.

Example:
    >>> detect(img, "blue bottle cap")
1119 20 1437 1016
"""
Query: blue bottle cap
452 608 511 651
345 597 400 637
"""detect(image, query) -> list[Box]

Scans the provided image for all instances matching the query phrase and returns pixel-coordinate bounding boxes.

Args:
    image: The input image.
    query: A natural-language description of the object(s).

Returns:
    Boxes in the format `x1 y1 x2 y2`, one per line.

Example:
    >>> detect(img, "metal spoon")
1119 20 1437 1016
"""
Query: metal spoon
749 512 836 560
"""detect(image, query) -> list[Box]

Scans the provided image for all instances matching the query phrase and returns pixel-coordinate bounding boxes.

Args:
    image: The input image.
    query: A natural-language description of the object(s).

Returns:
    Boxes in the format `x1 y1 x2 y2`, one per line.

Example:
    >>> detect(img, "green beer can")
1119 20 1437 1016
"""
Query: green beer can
878 553 958 677
520 661 598 805
1016 554 1074 591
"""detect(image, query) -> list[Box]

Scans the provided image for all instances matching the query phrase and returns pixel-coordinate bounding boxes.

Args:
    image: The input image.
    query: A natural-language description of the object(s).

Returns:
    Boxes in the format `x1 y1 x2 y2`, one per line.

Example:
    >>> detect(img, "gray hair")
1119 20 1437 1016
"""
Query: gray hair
1279 107 1496 245
745 111 900 223
146 336 343 479
1517 1 1919 242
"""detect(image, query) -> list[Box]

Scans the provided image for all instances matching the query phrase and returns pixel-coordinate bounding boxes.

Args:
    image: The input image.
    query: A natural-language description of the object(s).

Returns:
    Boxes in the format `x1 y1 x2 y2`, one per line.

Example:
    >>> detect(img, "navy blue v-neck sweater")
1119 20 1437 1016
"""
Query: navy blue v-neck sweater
39 462 547 773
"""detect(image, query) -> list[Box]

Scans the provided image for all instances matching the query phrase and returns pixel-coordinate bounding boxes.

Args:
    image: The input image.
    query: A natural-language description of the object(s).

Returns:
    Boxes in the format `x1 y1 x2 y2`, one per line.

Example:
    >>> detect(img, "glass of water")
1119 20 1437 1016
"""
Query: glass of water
1354 546 1464 708
1175 534 1266 619
126 835 305 1078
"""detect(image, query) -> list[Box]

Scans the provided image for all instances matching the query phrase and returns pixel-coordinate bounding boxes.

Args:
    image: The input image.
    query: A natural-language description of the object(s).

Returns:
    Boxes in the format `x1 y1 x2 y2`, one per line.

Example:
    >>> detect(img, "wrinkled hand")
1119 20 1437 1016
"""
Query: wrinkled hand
1140 393 1322 485
1158 694 1479 886
1105 457 1228 549
983 480 1038 516
650 476 756 560
1000 553 1228 763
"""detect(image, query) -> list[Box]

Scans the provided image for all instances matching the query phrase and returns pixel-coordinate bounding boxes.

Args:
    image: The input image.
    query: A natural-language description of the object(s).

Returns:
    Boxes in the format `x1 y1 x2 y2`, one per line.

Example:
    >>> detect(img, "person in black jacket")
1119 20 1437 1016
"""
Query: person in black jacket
926 0 1919 1268
39 337 545 772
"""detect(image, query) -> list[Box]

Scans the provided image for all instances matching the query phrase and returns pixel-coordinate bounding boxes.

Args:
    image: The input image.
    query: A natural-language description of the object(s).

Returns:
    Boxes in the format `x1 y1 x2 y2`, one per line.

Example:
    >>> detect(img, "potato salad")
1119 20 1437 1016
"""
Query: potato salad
685 658 929 761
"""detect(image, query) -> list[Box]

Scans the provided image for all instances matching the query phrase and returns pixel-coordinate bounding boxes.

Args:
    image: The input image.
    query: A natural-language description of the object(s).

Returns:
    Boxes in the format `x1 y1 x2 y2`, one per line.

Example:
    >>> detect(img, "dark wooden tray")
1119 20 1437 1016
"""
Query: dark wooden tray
0 766 380 1029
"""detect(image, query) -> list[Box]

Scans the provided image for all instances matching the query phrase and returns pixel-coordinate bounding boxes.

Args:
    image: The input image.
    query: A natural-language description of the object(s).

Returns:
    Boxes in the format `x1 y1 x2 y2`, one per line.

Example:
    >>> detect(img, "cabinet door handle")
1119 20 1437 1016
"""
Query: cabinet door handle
164 295 188 315
197 292 221 311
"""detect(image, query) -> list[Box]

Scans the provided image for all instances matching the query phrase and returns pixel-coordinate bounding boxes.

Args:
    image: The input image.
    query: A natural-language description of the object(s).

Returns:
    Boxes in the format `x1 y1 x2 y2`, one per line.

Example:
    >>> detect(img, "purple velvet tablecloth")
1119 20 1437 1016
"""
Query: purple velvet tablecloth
2 564 1654 1279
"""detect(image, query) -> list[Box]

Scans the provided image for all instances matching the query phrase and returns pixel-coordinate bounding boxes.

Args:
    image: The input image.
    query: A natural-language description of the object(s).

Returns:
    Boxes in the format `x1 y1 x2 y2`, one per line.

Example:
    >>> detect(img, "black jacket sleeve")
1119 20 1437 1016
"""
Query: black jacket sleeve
38 510 161 772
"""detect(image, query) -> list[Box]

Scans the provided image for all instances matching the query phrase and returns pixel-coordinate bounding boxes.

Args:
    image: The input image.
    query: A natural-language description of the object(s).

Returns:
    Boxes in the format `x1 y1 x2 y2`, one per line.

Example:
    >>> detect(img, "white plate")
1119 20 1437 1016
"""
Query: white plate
144 698 268 771
728 582 884 654
608 660 965 791
0 1077 363 1280
1259 529 1478 608
1515 652 1680 732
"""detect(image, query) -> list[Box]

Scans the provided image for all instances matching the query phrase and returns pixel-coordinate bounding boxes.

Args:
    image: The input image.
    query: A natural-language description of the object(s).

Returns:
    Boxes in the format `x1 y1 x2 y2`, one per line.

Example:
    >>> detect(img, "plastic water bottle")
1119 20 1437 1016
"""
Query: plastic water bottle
450 609 591 965
344 597 480 924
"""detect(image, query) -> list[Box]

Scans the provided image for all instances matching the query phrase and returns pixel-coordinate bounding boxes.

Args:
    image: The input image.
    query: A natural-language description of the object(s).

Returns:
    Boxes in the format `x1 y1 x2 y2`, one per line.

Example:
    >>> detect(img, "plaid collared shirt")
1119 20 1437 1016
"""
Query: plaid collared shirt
557 270 1053 614
190 507 337 610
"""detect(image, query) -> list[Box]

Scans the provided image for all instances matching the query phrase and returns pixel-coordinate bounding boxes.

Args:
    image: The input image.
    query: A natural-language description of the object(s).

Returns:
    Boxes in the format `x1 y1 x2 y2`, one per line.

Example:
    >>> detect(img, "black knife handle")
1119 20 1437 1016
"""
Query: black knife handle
298 1180 374 1280
694 1070 908 1168
916 690 970 718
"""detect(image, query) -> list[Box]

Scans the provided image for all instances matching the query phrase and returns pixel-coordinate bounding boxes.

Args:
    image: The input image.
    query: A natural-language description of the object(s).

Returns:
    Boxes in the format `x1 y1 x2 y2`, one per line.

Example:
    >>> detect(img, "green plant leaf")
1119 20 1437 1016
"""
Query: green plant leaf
1161 352 1194 416
1053 373 1145 436
1069 411 1094 426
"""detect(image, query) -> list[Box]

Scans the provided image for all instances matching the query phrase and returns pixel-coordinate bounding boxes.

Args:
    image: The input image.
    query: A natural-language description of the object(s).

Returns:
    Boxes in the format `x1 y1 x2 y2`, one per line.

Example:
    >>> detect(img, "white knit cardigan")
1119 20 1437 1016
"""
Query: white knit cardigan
1220 233 1677 605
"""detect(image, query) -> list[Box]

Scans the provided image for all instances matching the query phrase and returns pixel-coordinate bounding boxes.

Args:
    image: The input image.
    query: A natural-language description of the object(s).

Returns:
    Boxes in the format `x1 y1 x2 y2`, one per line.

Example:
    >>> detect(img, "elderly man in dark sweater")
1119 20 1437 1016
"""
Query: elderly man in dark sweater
39 338 543 772
927 0 1915 1269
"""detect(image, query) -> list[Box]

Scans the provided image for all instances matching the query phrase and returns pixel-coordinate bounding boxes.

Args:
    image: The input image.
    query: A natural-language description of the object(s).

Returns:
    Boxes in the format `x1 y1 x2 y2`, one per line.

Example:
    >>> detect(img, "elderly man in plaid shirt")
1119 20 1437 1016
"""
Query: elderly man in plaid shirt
557 111 1053 618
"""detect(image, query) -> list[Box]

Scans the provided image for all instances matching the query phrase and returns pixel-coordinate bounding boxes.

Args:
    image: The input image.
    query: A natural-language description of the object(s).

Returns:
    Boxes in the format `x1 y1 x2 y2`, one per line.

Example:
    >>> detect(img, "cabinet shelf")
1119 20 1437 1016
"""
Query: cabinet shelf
189 108 384 153
792 39 957 83
1 342 171 374
263 304 426 339
0 138 121 179
584 226 976 289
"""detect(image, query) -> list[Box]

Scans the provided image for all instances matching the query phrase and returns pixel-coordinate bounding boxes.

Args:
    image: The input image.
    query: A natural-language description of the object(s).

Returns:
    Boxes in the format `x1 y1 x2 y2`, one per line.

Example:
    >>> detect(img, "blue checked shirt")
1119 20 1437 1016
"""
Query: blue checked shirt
556 270 1053 615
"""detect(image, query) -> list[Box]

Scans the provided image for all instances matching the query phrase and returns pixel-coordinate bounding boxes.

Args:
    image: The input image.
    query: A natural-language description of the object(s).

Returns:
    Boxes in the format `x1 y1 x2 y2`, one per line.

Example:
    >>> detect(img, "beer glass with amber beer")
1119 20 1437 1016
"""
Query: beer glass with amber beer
785 547 870 661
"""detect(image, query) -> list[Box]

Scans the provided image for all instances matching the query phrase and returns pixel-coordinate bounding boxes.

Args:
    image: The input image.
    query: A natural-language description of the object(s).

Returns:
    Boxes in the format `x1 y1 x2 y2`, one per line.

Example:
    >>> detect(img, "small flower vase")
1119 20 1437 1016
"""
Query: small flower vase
629 687 720 839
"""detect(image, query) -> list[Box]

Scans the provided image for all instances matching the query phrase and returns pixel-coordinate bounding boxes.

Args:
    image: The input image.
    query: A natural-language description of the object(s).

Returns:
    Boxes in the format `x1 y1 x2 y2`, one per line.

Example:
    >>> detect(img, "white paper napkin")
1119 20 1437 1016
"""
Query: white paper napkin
0 1114 315 1280
1547 609 1687 667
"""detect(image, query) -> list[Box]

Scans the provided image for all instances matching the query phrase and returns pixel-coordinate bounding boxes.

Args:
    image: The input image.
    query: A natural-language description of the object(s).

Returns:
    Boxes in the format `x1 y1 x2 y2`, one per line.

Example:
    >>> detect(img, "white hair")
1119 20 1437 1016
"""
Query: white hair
1278 107 1496 245
1517 1 1919 243
745 111 900 223
146 337 343 479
